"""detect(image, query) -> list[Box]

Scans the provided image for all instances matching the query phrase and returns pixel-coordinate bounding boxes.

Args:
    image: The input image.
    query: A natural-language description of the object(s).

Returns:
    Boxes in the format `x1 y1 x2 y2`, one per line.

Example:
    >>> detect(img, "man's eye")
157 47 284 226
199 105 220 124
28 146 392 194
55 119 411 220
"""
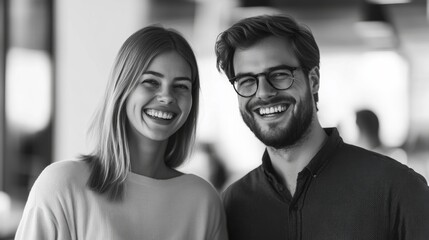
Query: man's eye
270 71 292 80
237 77 256 87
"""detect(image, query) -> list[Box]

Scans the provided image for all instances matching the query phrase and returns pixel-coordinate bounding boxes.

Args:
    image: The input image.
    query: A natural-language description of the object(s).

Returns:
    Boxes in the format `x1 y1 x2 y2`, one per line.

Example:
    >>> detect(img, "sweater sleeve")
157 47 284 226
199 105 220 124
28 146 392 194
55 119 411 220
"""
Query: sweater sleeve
14 163 73 240
392 169 429 240
14 205 59 240
185 175 228 240
210 196 228 240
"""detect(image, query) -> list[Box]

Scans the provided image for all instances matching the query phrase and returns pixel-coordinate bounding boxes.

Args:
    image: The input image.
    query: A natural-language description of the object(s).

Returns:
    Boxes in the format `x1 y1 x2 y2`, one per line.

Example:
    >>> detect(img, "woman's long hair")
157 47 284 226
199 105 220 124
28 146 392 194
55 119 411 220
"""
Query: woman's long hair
82 26 200 201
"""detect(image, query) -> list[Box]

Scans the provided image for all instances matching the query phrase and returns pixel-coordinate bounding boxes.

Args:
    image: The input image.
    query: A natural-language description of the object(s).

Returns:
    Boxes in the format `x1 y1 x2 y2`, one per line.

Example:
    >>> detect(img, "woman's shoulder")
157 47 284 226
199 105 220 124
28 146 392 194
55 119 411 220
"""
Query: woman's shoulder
178 174 221 201
180 174 214 188
40 160 88 180
32 160 89 195
178 175 226 227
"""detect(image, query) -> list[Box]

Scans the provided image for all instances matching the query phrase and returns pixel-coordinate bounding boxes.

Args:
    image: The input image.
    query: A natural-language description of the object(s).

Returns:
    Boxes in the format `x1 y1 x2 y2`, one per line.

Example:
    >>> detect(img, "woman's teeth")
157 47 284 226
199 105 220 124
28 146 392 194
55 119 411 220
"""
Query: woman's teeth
145 109 174 120
258 105 287 116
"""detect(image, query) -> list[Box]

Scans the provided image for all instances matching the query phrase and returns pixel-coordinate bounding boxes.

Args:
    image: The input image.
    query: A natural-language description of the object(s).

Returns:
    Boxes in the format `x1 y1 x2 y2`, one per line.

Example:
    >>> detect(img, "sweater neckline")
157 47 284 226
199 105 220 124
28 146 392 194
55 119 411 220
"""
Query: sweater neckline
127 171 189 185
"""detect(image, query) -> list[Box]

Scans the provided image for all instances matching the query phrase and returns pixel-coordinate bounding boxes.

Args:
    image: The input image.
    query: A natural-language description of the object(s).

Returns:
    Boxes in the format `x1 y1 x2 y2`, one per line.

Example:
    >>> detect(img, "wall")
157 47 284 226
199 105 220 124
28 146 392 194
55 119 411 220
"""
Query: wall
54 0 148 160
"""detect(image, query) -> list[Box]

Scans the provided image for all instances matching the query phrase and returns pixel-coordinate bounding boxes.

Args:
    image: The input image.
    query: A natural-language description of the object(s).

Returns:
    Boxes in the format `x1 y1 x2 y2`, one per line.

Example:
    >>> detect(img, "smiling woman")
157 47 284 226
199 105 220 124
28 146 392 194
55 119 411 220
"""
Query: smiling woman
14 26 228 240
126 51 193 143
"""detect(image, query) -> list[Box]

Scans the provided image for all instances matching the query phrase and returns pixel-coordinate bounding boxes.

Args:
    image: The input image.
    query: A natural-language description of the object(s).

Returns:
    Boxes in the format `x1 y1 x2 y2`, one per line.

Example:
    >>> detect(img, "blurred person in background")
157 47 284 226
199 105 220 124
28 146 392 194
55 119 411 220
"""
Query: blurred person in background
200 142 228 192
355 108 408 165
179 142 229 192
15 26 227 240
215 14 429 240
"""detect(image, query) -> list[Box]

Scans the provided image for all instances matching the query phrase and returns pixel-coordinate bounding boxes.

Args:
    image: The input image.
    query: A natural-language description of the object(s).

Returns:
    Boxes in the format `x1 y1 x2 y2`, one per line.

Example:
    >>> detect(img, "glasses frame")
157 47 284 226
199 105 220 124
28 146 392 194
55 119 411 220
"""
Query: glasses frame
229 65 301 98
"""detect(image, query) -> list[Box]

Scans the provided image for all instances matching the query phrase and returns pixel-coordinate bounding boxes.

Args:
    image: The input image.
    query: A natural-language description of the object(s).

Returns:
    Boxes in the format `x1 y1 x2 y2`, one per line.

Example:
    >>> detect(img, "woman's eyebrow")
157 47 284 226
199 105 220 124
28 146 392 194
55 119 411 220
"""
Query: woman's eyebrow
143 70 164 77
143 71 192 82
174 77 192 82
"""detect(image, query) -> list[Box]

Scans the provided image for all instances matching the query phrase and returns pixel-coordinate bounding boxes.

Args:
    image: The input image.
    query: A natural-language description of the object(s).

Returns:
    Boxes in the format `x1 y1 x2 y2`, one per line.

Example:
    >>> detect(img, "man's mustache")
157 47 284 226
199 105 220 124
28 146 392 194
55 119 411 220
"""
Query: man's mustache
247 96 296 111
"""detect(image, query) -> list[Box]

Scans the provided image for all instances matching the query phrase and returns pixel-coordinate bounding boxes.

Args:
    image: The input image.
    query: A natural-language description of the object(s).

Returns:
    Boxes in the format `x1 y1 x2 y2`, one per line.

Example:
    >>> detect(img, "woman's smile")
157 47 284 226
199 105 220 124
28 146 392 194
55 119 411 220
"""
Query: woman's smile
144 108 176 120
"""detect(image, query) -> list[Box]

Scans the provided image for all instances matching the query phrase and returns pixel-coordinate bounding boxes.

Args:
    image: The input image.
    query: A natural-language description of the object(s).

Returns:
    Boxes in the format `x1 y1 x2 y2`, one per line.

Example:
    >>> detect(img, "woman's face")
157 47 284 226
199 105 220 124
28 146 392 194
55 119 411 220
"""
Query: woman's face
126 51 193 142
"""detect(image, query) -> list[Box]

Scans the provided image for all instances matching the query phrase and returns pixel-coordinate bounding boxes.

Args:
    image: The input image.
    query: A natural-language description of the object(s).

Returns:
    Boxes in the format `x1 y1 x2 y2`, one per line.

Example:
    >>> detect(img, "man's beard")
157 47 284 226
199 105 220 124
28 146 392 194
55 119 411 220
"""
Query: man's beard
240 90 314 149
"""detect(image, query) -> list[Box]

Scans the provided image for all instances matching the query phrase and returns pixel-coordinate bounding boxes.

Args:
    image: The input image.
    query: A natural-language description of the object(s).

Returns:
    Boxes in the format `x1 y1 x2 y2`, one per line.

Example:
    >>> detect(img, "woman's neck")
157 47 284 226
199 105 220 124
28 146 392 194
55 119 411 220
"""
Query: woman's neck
128 133 180 179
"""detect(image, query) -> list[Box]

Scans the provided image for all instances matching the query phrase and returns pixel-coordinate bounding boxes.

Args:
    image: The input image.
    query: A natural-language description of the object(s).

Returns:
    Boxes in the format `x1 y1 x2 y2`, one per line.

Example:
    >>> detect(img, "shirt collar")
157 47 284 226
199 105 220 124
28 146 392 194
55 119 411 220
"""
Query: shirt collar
262 127 343 180
262 150 281 183
305 128 342 176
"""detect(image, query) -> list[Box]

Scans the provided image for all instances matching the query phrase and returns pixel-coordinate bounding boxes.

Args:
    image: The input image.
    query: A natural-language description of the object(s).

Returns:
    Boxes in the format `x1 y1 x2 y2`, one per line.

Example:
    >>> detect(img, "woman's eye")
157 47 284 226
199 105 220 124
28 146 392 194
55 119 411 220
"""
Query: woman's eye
175 84 190 90
141 79 160 87
174 82 192 92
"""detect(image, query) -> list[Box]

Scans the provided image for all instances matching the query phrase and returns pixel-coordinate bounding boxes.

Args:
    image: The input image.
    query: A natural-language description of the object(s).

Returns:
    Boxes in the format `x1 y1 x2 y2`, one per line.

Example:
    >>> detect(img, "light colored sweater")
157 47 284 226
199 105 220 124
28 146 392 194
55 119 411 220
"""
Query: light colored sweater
15 160 228 240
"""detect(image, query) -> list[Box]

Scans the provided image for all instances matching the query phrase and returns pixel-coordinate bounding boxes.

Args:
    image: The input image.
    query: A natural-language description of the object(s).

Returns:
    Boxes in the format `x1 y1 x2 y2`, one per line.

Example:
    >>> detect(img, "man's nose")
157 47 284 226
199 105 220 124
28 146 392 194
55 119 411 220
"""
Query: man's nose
255 76 277 100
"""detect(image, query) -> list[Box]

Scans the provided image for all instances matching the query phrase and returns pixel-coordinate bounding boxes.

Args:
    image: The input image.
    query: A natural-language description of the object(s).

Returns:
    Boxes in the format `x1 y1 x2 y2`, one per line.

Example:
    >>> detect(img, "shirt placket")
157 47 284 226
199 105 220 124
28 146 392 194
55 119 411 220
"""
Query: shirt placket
288 171 312 240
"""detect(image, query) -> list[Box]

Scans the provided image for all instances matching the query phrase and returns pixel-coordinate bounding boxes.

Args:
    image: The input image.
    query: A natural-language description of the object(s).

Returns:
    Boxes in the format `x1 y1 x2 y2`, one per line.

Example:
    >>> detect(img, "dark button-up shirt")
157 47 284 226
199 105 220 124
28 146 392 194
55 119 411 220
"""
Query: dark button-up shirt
222 128 429 240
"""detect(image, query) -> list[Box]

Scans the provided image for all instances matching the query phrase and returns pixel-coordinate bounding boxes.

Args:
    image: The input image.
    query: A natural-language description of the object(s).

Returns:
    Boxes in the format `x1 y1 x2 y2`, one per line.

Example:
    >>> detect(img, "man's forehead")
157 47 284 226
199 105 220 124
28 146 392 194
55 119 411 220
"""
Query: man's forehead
233 37 298 73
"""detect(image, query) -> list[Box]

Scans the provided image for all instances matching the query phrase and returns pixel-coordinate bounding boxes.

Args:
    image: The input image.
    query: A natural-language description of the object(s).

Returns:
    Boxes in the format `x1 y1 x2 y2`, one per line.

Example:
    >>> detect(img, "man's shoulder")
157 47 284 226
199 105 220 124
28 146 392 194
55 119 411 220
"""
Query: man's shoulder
337 142 397 165
227 165 264 187
222 165 265 200
336 142 426 184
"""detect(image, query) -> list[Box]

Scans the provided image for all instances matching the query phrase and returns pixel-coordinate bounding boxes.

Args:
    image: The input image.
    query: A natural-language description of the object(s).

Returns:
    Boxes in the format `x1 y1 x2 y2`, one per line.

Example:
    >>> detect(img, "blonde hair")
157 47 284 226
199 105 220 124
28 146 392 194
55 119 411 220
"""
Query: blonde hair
82 26 200 200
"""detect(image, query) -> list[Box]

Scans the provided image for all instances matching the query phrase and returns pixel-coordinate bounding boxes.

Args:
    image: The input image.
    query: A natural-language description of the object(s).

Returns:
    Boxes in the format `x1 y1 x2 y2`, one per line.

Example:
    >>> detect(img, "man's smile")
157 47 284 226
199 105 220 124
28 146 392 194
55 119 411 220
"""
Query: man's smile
255 104 289 117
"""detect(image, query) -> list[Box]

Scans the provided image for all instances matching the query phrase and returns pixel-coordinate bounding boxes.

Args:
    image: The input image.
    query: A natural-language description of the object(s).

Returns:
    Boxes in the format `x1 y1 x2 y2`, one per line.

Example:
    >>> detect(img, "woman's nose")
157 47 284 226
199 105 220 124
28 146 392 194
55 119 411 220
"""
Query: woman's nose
157 87 175 104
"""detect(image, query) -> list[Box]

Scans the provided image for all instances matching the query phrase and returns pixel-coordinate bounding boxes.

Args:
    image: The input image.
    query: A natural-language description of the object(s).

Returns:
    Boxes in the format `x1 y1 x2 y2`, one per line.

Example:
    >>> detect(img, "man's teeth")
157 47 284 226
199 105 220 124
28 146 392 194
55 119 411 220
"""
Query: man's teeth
145 109 174 120
259 105 287 116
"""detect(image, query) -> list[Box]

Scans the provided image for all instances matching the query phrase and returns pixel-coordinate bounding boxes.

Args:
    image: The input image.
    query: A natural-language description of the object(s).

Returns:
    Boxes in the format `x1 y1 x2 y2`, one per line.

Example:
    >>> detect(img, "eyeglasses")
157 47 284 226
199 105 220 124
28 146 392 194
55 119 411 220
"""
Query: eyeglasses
229 65 300 98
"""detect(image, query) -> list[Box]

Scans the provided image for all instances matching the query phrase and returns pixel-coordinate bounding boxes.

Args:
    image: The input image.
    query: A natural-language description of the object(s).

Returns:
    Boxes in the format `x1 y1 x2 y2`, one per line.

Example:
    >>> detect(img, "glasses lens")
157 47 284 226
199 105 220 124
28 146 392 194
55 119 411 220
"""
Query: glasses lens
268 69 294 90
234 76 257 97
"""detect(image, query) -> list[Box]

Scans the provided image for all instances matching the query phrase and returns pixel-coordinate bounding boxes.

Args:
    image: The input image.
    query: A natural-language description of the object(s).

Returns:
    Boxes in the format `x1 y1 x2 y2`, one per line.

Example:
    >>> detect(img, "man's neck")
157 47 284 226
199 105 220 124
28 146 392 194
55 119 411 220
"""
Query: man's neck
267 123 327 196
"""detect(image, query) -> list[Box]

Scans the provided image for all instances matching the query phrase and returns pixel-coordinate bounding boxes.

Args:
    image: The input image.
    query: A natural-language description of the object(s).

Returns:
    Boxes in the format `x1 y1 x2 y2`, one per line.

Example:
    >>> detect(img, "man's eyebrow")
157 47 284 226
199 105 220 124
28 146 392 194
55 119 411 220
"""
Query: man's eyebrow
267 64 295 72
143 71 192 82
235 64 291 77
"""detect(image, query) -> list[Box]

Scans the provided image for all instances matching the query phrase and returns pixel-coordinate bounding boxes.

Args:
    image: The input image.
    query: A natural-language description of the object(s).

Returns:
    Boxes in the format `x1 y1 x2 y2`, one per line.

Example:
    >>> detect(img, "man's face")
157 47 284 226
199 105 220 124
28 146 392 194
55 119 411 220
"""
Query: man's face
232 36 317 149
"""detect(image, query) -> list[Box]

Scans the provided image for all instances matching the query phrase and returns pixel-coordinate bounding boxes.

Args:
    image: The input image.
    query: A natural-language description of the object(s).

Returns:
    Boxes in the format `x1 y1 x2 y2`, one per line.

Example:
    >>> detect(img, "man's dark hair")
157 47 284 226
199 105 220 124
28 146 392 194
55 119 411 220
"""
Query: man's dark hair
215 14 320 105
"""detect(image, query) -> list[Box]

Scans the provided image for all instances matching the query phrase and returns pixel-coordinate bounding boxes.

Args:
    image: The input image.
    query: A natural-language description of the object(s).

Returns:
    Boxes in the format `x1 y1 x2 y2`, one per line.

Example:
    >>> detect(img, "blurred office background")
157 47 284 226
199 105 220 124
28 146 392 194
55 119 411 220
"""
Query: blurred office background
1 0 429 238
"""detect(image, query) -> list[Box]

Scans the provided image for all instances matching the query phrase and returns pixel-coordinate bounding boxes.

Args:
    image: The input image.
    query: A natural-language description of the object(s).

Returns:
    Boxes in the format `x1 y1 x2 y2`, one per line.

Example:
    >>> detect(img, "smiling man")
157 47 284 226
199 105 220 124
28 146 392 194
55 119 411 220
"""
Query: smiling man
215 14 429 240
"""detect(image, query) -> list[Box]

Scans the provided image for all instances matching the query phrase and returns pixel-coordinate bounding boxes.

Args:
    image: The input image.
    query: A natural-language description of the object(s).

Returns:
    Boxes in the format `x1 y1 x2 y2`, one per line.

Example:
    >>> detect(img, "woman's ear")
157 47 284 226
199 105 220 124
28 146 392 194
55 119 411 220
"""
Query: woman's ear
308 66 320 94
